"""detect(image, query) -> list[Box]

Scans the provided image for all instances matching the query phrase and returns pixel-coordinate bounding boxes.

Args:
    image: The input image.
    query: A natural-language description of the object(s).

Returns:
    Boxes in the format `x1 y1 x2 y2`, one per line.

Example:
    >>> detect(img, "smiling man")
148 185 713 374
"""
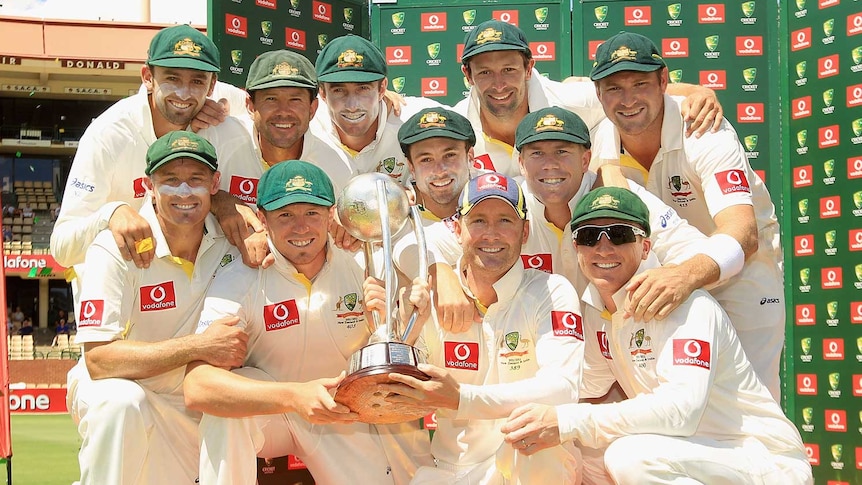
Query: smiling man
501 187 811 485
588 32 785 398
311 35 411 184
67 131 245 485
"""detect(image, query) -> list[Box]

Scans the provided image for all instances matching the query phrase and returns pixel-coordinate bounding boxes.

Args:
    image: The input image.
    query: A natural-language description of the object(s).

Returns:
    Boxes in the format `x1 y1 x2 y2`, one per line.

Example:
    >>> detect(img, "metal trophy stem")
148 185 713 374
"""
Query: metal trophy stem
333 173 433 424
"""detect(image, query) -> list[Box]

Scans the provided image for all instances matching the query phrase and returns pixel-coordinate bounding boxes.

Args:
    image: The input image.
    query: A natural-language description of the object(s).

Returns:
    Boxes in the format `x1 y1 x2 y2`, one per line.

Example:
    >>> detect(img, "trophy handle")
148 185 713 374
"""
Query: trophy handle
400 204 429 342
375 178 397 340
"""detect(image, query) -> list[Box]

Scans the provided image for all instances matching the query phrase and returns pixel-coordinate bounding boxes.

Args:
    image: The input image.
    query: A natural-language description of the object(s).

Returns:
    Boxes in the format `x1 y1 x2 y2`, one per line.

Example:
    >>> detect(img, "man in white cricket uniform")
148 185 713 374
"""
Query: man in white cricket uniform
380 173 585 484
311 35 411 185
501 187 811 484
588 32 784 398
454 20 722 179
67 131 246 485
217 49 355 206
184 160 432 485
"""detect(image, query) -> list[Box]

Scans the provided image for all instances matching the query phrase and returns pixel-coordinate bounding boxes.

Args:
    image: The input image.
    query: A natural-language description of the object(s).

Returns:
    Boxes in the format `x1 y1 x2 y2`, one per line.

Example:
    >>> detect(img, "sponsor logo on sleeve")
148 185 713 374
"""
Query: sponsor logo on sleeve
597 331 612 359
140 282 177 311
230 176 259 204
715 169 751 194
551 311 584 340
444 341 479 370
672 339 711 369
472 153 495 171
78 300 104 327
263 299 300 331
133 177 147 198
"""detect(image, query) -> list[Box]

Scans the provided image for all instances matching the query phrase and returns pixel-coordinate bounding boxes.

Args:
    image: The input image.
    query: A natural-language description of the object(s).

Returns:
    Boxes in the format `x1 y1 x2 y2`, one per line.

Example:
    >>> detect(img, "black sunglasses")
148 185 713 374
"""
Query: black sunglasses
573 224 646 247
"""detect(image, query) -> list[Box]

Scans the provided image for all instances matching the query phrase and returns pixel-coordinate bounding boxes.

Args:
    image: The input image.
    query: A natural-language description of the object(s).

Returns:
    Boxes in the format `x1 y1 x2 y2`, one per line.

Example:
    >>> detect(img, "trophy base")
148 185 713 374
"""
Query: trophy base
335 342 434 424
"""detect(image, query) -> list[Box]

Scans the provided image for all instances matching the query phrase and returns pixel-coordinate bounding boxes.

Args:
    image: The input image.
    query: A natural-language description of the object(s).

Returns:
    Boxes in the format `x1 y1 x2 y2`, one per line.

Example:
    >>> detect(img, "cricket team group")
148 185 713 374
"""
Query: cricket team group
51 18 814 485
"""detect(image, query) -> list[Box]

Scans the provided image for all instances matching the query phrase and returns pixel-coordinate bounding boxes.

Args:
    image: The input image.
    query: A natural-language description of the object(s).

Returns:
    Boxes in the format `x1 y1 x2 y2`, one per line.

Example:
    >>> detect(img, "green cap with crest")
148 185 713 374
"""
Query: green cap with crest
316 35 387 83
147 25 220 73
257 160 335 211
590 31 665 81
145 131 218 175
246 50 317 93
570 187 650 235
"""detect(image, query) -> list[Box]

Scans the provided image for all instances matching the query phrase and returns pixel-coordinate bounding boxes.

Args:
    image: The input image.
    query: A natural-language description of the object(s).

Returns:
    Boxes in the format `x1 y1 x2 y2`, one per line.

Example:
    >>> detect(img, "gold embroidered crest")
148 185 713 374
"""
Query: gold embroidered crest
337 49 364 68
173 38 202 57
610 46 637 63
272 62 299 76
170 137 199 151
535 114 565 132
418 111 447 128
590 194 620 209
475 28 503 45
284 175 313 192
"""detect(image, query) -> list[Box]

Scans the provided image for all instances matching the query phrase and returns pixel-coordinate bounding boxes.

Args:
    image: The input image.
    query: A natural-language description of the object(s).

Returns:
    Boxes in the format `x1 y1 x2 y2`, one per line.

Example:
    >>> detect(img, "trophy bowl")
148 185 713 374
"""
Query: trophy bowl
335 341 433 424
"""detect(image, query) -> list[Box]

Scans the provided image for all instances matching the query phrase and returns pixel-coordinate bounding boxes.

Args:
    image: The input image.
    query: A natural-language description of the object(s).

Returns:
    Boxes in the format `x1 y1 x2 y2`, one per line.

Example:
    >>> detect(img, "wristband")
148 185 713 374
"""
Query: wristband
705 233 745 282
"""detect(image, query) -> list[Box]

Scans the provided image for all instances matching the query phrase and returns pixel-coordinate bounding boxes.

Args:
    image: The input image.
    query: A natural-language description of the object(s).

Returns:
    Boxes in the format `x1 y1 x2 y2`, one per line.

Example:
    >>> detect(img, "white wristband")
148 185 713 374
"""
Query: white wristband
704 233 745 282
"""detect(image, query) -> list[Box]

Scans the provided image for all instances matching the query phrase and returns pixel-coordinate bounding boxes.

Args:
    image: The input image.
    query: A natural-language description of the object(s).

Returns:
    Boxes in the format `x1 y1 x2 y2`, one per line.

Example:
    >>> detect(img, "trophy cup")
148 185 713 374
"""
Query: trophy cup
333 173 433 424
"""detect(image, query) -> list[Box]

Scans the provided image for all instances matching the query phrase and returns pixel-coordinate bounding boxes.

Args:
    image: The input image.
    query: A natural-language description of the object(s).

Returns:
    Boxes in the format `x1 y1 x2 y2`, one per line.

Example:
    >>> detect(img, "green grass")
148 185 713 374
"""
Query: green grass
5 414 81 485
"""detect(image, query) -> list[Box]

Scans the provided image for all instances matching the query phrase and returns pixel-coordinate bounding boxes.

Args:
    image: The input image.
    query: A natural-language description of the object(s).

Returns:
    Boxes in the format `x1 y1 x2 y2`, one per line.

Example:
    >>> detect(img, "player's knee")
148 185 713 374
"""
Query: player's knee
87 378 149 421
604 436 664 483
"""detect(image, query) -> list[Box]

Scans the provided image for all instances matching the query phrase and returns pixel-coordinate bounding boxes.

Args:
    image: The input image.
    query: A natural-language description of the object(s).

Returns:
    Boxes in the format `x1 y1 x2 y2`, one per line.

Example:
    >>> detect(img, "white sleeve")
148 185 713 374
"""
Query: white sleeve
544 78 607 131
50 131 129 267
557 295 721 449
74 233 135 344
626 180 709 265
457 275 584 419
686 120 755 218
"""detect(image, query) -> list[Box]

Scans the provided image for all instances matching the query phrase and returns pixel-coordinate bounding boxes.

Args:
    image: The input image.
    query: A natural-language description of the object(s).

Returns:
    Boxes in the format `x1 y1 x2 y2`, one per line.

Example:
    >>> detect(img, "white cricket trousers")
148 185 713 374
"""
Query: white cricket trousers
67 361 200 485
603 434 812 485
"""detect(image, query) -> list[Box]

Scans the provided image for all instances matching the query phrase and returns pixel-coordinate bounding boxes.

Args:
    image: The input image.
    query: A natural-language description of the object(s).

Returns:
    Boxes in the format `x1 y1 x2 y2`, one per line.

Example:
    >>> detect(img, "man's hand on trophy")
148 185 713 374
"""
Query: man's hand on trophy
290 372 360 425
397 278 431 344
430 263 482 333
382 364 460 411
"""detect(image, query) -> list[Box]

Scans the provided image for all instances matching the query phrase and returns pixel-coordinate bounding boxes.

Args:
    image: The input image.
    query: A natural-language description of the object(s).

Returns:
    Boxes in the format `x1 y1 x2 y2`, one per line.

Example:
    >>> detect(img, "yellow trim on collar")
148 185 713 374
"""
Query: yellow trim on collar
167 255 195 280
482 132 514 156
619 153 649 183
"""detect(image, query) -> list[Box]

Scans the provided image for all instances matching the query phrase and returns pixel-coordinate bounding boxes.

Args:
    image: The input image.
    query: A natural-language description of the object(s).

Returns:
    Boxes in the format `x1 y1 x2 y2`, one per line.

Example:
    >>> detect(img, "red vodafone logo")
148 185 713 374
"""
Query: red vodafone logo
256 0 277 8
824 409 847 432
793 165 813 187
456 44 465 63
588 40 604 60
444 341 479 370
819 125 840 148
312 1 332 23
421 78 447 97
795 304 815 325
263 299 300 331
624 6 652 25
672 339 711 369
851 229 862 251
797 373 817 395
520 254 552 273
821 266 843 289
698 70 725 89
285 28 307 50
230 176 259 204
530 42 556 61
287 455 307 470
849 157 862 179
823 338 844 360
472 153 496 171
551 311 584 340
818 54 839 78
698 4 725 23
805 443 820 465
849 12 862 36
852 301 862 324
386 46 412 65
421 12 447 32
791 28 811 51
140 282 177 312
133 177 147 198
847 84 862 107
737 103 764 123
663 38 689 58
853 374 862 397
597 331 612 359
735 36 762 55
226 14 248 38
792 96 812 119
820 195 841 218
78 300 104 327
492 10 519 26
715 169 750 195
794 234 814 256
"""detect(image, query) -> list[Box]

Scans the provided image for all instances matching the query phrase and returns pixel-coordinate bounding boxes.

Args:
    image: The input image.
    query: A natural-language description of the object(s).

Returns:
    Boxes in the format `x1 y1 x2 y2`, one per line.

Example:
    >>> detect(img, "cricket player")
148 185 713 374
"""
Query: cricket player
501 187 811 484
588 32 785 398
184 160 432 485
67 131 245 485
378 173 585 484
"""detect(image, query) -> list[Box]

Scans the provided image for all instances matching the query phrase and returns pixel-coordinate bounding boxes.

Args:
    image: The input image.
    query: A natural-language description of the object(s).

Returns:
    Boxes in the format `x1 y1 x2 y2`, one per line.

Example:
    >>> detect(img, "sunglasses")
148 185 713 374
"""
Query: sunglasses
573 224 646 247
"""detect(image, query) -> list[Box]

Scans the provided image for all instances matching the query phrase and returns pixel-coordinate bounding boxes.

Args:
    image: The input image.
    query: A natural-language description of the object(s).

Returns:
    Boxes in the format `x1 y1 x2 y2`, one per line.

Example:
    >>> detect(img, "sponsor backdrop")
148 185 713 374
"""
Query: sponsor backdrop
370 0 573 107
207 0 368 88
783 1 862 483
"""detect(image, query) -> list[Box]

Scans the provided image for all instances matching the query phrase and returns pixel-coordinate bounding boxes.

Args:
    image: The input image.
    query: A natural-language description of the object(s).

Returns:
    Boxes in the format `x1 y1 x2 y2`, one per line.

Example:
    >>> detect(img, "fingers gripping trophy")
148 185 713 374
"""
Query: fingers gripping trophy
334 173 434 424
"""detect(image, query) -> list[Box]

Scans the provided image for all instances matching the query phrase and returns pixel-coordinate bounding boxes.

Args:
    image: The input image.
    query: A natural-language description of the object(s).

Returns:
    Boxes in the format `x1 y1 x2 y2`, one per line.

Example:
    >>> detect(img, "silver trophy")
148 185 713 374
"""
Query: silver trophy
333 173 433 424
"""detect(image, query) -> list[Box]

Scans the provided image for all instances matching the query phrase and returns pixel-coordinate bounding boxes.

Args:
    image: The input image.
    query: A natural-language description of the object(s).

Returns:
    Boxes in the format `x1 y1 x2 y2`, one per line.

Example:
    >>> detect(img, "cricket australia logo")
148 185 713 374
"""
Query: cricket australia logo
628 328 654 368
376 157 406 179
667 174 695 207
499 331 530 370
335 292 364 330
